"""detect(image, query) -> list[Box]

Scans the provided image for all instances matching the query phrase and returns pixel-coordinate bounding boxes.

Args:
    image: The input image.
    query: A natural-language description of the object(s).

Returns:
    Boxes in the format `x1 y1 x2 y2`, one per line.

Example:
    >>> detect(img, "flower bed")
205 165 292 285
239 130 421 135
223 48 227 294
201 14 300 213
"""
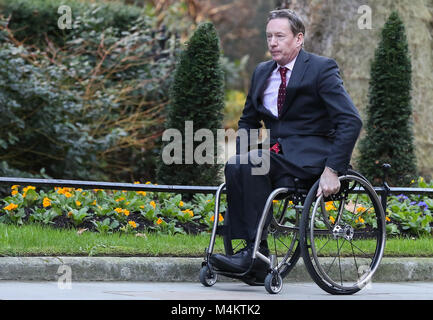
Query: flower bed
1 182 226 236
0 177 432 237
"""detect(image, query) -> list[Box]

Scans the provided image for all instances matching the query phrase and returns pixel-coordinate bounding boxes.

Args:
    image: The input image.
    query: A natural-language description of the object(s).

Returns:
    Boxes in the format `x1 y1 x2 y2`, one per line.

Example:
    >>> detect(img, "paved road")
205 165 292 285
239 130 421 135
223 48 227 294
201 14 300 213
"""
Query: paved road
0 281 432 300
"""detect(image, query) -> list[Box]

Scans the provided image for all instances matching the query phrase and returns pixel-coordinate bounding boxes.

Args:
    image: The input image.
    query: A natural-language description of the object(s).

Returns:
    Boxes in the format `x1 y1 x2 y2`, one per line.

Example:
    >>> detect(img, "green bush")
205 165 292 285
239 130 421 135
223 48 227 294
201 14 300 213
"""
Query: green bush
0 1 178 182
357 11 417 186
0 42 109 180
0 0 142 46
156 22 225 187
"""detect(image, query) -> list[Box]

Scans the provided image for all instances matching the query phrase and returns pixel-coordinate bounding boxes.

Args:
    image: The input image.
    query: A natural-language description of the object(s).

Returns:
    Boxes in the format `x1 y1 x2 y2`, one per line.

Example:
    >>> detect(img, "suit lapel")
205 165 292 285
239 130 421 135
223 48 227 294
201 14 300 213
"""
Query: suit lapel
252 60 276 115
280 49 309 117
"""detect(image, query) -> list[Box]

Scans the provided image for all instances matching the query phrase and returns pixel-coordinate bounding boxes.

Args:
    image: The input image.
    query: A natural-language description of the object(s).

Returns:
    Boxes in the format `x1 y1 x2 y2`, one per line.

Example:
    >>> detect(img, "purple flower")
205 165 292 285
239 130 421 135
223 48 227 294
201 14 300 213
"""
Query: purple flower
397 194 409 202
418 201 428 211
409 201 417 206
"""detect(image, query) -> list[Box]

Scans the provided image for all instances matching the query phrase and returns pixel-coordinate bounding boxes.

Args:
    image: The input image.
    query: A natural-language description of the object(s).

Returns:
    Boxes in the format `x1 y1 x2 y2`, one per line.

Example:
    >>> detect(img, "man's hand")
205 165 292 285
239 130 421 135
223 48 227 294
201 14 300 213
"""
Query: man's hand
316 167 340 197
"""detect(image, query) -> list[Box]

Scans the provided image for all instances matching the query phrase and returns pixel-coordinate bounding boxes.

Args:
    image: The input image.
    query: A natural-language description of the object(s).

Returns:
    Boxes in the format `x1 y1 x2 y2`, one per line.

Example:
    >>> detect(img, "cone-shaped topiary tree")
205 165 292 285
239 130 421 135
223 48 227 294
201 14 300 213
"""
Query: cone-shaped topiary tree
357 11 417 186
156 22 224 186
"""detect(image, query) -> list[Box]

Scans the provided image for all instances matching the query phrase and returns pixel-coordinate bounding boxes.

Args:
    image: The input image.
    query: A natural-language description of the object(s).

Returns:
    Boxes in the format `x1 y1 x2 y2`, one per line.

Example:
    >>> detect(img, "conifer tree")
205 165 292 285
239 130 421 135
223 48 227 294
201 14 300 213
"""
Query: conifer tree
156 22 224 186
358 11 417 186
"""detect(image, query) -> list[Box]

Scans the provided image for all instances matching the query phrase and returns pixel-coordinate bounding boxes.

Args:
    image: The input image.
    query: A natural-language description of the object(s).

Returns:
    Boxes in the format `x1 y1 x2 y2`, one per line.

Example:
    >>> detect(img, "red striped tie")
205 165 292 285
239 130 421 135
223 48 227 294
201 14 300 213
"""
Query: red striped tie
270 67 288 154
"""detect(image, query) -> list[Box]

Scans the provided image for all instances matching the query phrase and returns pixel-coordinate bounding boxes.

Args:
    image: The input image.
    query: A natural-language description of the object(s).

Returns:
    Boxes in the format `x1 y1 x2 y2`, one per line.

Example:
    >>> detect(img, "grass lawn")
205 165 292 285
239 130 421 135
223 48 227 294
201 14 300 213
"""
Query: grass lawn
0 223 432 257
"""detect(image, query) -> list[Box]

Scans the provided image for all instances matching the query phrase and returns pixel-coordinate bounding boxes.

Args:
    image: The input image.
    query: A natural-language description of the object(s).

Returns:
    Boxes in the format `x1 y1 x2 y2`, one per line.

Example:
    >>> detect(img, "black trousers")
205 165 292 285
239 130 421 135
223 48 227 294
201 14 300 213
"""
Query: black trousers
224 149 318 242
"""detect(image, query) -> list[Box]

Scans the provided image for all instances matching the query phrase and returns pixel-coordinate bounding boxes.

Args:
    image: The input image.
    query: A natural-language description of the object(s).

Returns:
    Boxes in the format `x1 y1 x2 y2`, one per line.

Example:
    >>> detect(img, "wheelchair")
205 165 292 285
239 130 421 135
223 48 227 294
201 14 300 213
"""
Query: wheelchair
199 168 386 295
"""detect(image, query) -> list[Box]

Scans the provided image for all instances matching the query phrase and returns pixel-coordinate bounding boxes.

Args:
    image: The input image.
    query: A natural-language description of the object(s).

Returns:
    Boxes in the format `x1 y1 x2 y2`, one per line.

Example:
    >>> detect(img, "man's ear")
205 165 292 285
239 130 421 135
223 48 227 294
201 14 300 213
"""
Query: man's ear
296 33 304 47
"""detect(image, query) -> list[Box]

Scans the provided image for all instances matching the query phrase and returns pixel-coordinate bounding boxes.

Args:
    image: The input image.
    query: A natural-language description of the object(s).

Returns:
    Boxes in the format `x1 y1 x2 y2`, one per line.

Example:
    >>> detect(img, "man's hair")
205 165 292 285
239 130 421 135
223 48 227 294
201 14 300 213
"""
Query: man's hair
267 9 306 37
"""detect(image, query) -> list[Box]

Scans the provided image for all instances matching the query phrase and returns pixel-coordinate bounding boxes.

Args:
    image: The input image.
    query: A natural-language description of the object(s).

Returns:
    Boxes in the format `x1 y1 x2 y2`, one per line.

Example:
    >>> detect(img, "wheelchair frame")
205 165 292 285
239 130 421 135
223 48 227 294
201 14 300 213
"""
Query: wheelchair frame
200 169 387 295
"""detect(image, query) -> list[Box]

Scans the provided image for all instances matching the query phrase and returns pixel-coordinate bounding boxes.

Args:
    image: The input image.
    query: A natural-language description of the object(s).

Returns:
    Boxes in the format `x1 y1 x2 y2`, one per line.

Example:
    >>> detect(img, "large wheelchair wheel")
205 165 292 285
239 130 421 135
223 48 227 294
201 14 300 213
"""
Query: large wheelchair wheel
299 174 386 295
267 194 302 279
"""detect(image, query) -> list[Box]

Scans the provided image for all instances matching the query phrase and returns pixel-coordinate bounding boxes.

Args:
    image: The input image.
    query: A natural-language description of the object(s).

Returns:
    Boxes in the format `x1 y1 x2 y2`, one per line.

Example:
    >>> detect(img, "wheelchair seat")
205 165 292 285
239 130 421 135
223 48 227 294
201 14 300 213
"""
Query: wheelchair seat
271 174 318 200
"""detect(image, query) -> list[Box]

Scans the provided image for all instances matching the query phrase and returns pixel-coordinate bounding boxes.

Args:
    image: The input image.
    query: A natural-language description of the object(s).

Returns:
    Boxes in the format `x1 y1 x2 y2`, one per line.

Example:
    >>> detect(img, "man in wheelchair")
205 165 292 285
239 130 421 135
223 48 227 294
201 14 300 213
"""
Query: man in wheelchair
209 9 363 282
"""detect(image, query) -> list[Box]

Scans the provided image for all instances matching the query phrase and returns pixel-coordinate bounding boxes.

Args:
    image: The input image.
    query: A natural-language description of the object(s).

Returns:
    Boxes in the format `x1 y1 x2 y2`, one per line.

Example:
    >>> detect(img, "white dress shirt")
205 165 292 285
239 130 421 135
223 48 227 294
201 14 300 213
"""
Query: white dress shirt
262 55 298 117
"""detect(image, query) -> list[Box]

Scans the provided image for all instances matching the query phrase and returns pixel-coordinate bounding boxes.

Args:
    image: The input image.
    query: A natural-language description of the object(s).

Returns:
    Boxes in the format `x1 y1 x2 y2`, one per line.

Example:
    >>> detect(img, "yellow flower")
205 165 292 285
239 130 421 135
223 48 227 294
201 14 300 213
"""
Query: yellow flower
75 200 81 207
145 181 152 184
43 197 51 208
182 209 194 217
329 216 335 224
93 189 102 192
4 203 18 211
23 186 35 193
325 201 337 211
11 185 20 195
273 200 279 204
156 217 163 225
137 191 147 196
210 214 224 222
64 192 73 198
179 201 184 207
67 211 73 217
150 201 156 209
134 181 140 184
114 207 123 214
355 217 365 224
115 197 125 202
123 209 130 216
356 206 367 213
128 220 137 228
22 185 36 198
385 216 391 222
92 200 97 205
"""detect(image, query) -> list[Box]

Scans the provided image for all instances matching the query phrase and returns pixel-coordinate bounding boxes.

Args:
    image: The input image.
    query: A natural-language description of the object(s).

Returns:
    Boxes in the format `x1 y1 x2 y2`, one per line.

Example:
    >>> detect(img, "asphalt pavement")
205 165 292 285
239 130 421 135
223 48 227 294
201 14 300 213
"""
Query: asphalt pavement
0 281 432 300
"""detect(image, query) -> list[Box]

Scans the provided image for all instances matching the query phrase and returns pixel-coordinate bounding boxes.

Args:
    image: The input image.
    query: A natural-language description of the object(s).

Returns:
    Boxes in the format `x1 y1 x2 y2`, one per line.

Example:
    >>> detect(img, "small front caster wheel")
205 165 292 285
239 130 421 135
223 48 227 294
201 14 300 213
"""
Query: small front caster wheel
199 265 217 287
264 272 283 294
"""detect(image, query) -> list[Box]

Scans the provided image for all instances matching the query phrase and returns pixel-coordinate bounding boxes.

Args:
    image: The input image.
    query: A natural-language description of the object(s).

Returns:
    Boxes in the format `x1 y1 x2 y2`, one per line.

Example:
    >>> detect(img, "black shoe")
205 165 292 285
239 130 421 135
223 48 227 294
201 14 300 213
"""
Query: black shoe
209 242 269 274
210 247 251 273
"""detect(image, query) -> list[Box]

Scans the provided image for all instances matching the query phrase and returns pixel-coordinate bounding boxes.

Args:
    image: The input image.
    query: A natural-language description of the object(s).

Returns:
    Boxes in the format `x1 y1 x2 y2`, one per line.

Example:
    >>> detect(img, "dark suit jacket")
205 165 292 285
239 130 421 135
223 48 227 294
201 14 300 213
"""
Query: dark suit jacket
236 49 362 176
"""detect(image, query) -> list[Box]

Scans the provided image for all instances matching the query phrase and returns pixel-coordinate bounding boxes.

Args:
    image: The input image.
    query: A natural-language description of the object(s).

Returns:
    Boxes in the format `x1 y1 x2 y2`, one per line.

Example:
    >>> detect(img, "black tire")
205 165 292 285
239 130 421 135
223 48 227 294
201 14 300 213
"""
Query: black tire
264 272 283 294
199 265 217 287
299 174 386 295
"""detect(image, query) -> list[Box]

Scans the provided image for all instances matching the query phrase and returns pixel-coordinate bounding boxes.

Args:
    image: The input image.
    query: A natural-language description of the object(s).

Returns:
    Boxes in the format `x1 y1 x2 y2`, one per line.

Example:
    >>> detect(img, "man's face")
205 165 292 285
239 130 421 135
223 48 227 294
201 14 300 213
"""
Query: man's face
266 18 303 66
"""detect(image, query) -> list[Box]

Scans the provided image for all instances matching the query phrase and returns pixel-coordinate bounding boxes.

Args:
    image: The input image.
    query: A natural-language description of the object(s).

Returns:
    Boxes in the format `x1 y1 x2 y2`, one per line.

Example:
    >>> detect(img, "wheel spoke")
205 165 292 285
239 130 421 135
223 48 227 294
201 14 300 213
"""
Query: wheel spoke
348 240 371 257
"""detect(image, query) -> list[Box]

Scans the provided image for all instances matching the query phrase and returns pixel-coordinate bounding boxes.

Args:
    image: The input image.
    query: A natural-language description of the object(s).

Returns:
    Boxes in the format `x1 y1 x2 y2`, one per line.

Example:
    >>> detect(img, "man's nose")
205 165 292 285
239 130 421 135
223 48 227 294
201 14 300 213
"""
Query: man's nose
269 36 278 47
